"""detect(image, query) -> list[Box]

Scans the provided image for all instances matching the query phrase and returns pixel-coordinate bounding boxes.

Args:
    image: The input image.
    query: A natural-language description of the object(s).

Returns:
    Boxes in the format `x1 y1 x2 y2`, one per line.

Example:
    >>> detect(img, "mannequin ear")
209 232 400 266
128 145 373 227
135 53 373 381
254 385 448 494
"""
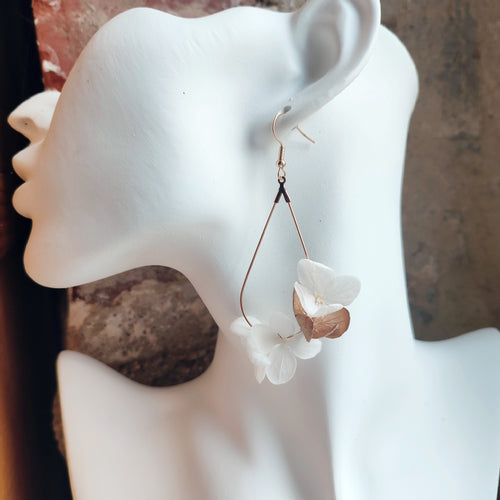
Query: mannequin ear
8 90 60 144
279 0 380 132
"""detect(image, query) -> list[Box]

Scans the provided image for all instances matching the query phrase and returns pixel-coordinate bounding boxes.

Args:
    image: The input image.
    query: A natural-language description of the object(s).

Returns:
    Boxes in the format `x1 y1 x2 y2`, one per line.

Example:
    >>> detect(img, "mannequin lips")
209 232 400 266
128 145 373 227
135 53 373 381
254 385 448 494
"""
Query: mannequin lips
11 144 39 219
12 181 32 218
11 142 41 183
12 153 29 181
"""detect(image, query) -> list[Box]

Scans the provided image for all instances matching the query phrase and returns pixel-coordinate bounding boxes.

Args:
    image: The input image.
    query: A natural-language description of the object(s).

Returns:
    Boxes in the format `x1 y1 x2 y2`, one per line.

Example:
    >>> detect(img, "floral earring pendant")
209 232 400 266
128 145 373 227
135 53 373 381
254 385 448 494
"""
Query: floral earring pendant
231 110 360 385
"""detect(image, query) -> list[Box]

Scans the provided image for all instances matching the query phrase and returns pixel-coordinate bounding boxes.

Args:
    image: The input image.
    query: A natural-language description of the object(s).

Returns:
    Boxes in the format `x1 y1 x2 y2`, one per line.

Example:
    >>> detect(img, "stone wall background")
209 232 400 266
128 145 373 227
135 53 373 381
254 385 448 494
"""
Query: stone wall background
29 0 500 398
393 0 500 340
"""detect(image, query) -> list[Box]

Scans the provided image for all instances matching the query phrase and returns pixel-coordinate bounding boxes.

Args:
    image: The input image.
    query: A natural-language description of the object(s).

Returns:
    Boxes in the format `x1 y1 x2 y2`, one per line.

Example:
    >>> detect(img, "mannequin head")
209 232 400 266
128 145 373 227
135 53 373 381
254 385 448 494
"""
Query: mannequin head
9 0 379 328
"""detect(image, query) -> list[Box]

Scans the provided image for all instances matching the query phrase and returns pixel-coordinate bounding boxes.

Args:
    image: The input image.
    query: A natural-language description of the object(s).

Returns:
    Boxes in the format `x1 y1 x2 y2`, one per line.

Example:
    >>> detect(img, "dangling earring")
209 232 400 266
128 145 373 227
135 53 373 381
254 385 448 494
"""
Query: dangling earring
231 109 361 385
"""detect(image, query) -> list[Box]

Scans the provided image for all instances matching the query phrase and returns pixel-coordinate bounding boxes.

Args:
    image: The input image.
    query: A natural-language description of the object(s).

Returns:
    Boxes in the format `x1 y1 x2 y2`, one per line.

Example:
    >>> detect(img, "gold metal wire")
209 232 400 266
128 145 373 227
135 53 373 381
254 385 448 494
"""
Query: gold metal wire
294 126 316 144
239 111 314 327
287 202 309 259
239 202 278 327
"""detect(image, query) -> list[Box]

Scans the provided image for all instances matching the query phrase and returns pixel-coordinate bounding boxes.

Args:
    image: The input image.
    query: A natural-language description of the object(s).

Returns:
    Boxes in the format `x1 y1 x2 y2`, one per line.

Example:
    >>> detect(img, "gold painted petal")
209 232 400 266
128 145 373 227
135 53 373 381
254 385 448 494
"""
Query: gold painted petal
312 303 343 318
294 282 319 316
293 289 314 342
312 307 350 339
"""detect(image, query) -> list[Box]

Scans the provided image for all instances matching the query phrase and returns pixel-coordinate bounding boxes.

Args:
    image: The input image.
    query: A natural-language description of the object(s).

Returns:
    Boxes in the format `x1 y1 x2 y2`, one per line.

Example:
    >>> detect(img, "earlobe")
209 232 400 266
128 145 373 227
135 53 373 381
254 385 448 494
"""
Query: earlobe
279 0 380 133
8 90 60 144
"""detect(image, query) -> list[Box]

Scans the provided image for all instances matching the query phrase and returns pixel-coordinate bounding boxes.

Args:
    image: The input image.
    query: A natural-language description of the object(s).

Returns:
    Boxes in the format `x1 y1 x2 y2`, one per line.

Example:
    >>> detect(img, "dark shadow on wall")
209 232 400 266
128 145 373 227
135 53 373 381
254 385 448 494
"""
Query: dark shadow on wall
0 0 71 498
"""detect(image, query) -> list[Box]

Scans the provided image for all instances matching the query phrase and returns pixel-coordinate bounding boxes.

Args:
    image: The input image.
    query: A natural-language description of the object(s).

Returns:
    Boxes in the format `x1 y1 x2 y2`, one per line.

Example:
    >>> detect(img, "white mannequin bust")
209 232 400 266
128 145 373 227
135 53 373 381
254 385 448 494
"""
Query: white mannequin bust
8 1 500 499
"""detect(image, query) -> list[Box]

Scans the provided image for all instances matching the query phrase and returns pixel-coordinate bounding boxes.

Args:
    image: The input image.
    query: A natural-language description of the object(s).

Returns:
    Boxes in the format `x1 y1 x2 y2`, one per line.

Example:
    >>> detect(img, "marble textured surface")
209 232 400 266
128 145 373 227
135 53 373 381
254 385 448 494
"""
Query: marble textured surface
65 267 217 385
29 0 500 404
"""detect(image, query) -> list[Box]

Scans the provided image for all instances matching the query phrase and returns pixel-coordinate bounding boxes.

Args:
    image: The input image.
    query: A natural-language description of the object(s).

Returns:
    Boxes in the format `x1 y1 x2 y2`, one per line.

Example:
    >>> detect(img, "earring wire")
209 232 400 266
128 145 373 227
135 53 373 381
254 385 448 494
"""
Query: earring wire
239 112 315 327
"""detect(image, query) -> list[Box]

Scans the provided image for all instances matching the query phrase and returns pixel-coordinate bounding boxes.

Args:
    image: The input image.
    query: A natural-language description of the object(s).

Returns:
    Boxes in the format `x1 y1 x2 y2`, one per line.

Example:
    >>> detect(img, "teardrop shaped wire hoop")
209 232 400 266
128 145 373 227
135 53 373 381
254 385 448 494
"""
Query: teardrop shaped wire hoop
239 112 315 327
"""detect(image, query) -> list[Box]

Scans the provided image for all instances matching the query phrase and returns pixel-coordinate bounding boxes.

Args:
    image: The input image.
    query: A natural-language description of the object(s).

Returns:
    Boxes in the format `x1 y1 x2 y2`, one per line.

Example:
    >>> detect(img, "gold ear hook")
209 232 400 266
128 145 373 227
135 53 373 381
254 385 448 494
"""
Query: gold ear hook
271 110 316 146
272 111 316 180
272 112 287 178
271 112 285 148
293 125 315 144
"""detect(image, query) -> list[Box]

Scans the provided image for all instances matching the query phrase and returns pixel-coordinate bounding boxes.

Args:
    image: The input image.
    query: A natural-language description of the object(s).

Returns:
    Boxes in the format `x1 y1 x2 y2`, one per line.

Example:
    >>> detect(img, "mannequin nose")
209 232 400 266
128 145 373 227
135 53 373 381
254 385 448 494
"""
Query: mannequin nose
8 90 60 143
8 115 50 144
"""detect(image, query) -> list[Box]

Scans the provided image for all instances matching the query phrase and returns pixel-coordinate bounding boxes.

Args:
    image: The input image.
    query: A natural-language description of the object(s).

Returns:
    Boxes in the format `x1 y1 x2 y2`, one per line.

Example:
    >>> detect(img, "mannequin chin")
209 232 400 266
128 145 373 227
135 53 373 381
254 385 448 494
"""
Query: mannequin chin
8 2 500 499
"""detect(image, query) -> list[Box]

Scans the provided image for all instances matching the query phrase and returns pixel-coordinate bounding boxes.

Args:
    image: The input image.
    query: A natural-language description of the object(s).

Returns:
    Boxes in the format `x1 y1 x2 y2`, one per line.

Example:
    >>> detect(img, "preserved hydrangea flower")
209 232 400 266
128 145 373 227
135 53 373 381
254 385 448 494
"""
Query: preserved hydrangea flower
231 258 360 384
231 313 321 385
293 259 360 342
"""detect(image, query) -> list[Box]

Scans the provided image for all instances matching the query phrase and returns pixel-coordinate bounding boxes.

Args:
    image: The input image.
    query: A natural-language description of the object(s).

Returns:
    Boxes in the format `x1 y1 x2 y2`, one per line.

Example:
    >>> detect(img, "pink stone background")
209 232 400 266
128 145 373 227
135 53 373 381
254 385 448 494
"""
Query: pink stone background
33 0 259 90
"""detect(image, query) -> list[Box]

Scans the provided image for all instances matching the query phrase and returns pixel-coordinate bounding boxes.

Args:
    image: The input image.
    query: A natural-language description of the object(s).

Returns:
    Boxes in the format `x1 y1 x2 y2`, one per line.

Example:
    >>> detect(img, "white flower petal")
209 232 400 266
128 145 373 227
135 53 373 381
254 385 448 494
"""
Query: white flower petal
269 312 297 337
230 316 261 337
244 339 271 384
252 324 280 354
294 282 320 316
311 303 343 318
249 350 271 367
255 364 266 383
297 259 337 297
289 335 322 359
266 345 297 385
249 352 270 383
321 275 361 306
